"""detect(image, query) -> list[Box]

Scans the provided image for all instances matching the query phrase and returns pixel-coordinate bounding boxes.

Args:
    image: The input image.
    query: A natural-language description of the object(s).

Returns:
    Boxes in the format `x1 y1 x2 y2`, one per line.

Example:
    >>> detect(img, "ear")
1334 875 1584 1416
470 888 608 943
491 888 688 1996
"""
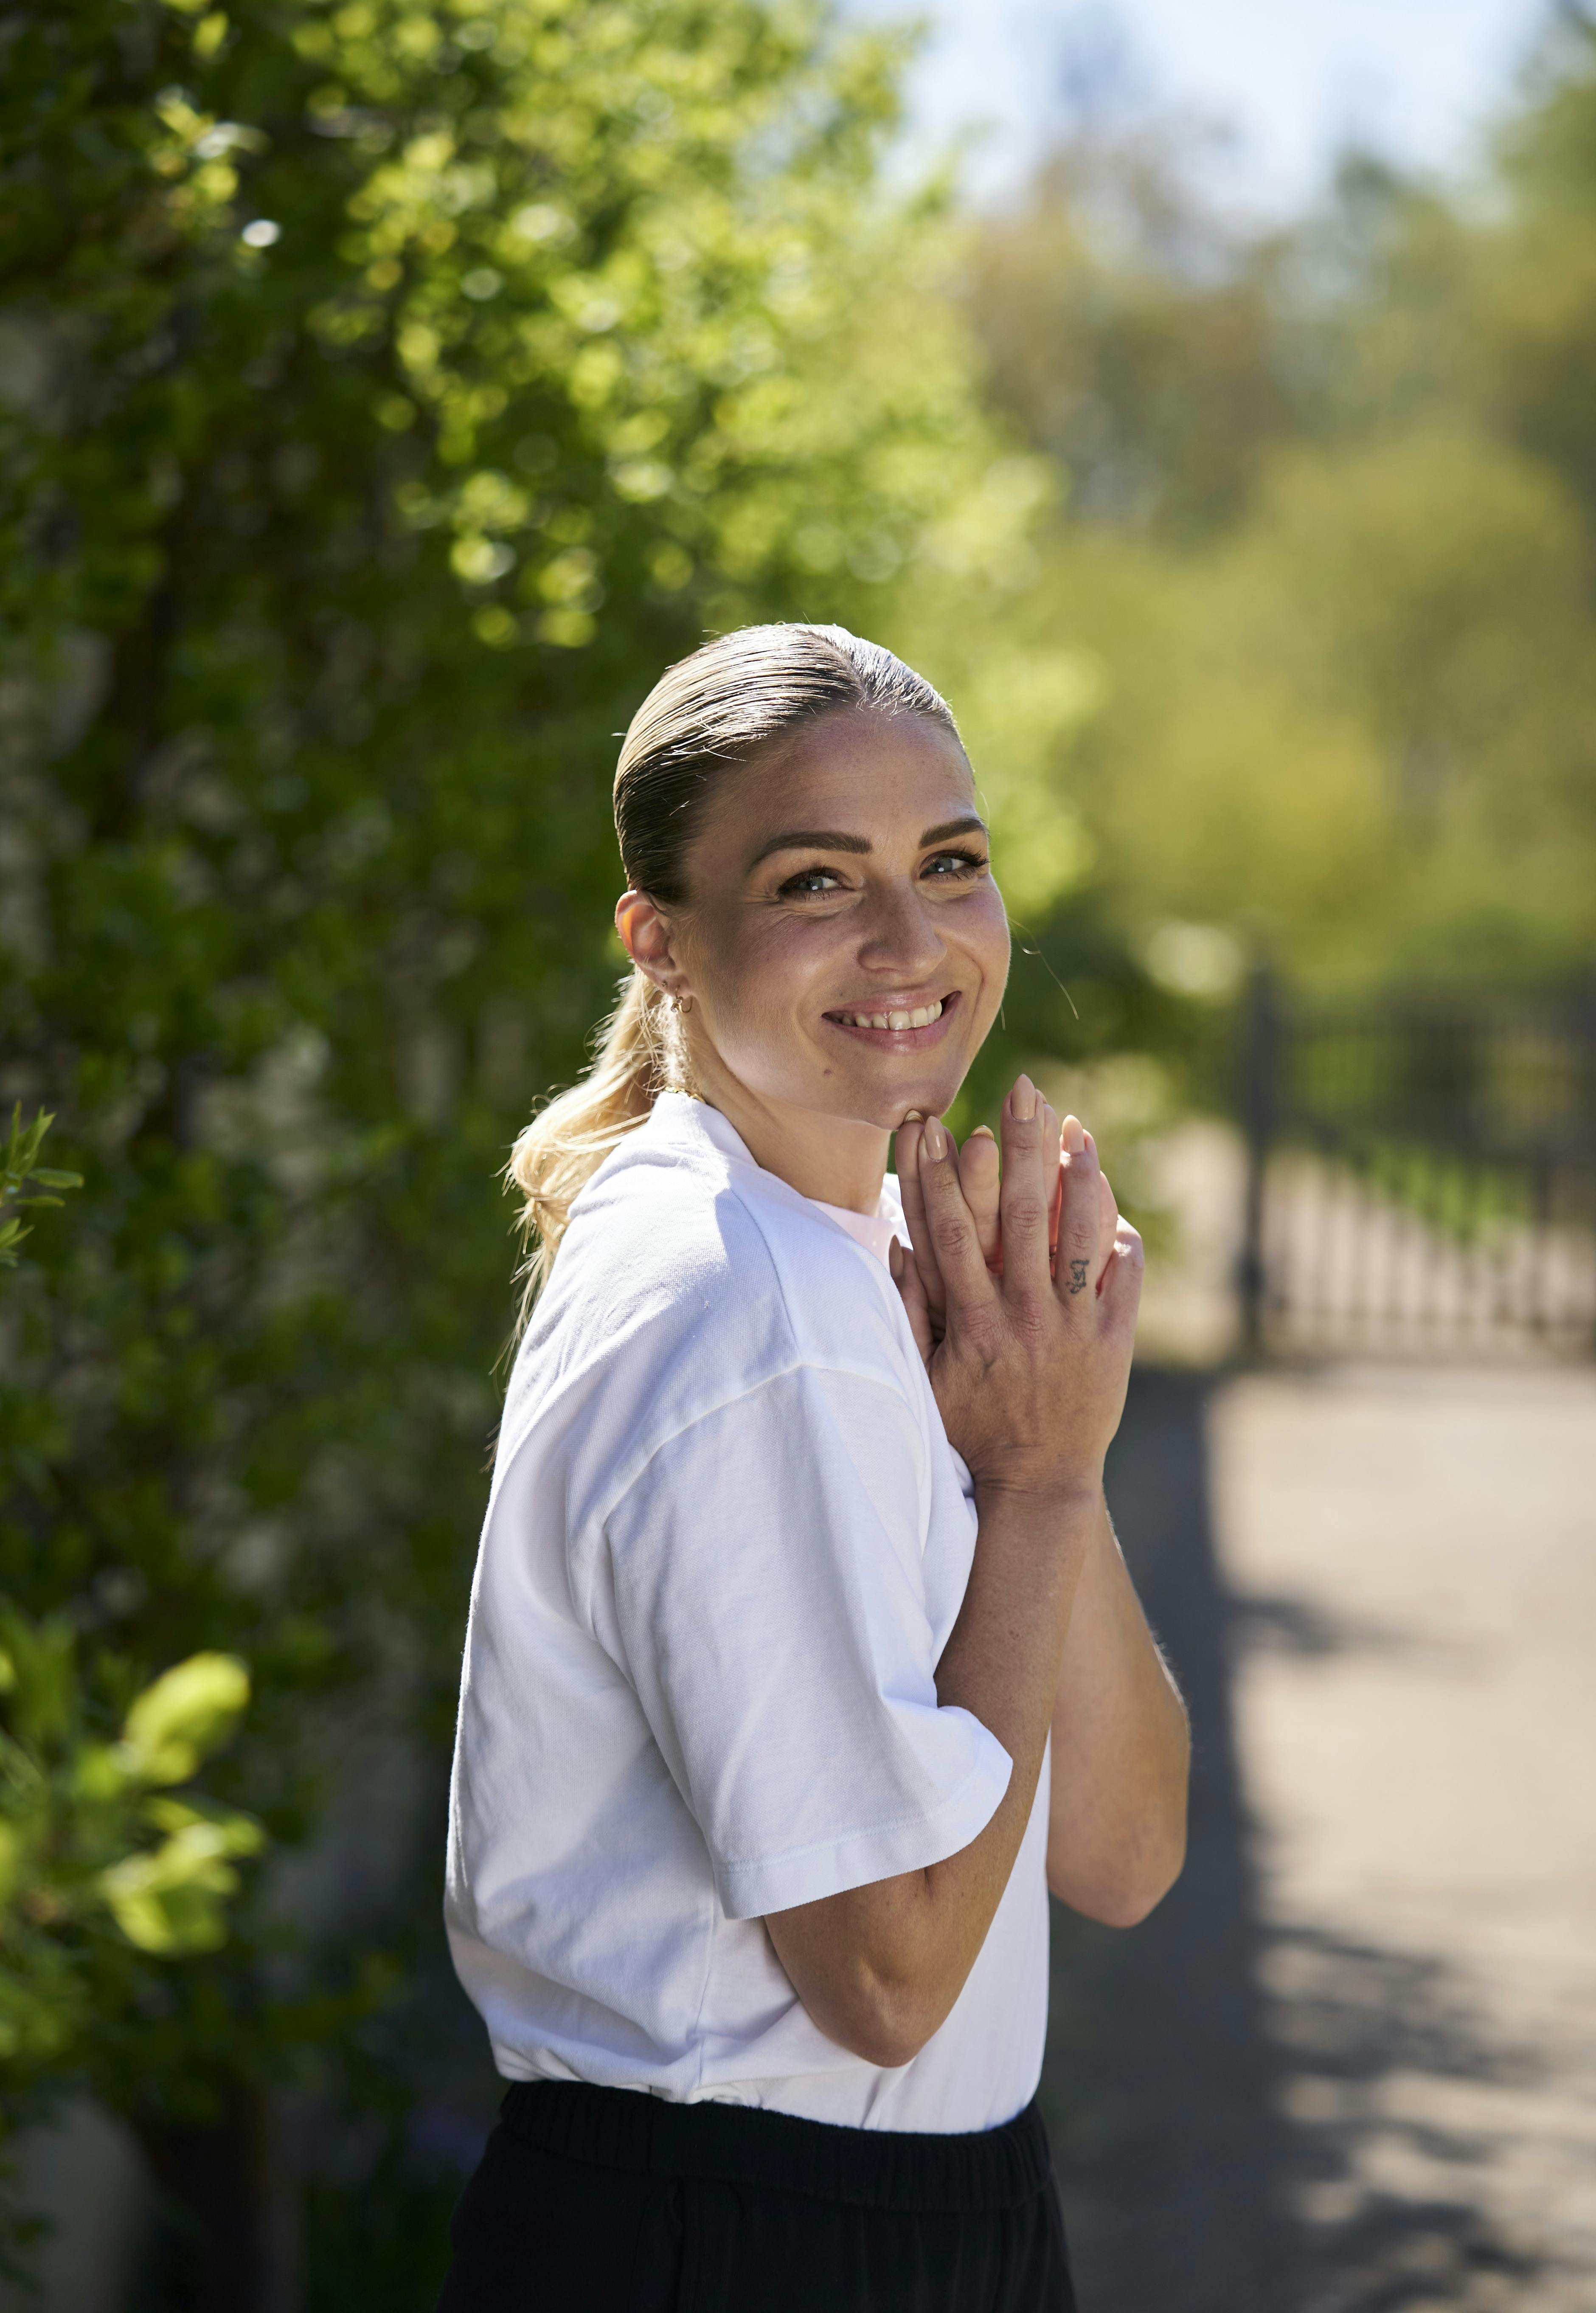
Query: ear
615 890 690 1003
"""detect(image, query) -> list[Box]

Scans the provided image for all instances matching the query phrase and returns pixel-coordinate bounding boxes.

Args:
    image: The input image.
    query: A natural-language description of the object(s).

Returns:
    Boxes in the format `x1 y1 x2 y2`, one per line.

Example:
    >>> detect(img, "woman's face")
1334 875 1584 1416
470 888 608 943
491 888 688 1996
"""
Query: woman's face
667 707 1010 1134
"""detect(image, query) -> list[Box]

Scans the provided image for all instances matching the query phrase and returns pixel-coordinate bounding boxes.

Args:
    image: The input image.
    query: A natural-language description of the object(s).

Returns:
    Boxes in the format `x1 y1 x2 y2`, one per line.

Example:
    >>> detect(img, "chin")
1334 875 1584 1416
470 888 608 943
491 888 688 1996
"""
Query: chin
857 1075 965 1131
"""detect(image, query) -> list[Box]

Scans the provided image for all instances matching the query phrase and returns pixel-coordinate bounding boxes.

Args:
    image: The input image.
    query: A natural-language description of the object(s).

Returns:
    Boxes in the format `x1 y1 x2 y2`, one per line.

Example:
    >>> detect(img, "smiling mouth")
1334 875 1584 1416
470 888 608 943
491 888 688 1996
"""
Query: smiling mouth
823 991 960 1042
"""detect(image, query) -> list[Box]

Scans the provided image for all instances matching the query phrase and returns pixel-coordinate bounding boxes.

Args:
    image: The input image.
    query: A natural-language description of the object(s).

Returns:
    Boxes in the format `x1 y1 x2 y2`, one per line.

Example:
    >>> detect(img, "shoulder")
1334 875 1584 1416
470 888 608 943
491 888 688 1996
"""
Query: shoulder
551 1113 793 1384
565 1103 909 1373
501 1099 919 1496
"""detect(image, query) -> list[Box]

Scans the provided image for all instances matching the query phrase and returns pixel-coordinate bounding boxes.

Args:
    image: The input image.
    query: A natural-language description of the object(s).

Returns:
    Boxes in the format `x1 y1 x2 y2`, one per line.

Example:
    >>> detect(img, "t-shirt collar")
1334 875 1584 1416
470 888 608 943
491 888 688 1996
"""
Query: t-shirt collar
810 1198 902 1268
650 1092 901 1267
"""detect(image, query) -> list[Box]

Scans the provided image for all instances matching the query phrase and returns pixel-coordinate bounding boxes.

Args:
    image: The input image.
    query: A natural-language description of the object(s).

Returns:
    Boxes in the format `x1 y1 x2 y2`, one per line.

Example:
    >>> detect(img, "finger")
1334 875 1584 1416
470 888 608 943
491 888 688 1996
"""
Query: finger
1094 1150 1119 1294
1041 1100 1063 1268
957 1126 1002 1270
997 1073 1051 1297
1054 1112 1102 1312
894 1116 947 1323
889 1234 935 1363
1098 1218 1145 1336
917 1113 999 1317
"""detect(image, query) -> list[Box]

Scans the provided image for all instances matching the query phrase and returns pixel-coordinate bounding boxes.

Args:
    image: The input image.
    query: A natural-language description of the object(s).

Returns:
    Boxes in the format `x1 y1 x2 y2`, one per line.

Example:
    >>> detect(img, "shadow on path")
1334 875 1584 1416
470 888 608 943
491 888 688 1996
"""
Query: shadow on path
1039 1366 1295 2313
1267 1924 1554 2313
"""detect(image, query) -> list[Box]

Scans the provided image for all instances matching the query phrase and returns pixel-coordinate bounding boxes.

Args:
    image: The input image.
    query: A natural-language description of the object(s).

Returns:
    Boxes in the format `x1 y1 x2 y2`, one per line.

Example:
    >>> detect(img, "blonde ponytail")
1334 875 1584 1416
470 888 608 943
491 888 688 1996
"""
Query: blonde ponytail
508 972 686 1322
506 622 959 1327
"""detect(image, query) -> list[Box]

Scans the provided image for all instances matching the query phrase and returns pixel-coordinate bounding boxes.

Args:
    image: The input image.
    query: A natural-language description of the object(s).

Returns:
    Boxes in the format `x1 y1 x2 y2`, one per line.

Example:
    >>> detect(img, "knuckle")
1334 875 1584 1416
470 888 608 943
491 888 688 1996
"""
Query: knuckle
1003 1192 1047 1235
924 1162 965 1205
930 1215 970 1257
1000 1278 1049 1333
959 1313 1005 1367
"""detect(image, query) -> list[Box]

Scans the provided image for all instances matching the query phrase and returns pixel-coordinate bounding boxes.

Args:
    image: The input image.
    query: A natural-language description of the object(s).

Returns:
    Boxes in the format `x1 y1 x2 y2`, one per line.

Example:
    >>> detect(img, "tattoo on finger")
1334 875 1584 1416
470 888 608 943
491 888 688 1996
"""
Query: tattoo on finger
1068 1257 1089 1295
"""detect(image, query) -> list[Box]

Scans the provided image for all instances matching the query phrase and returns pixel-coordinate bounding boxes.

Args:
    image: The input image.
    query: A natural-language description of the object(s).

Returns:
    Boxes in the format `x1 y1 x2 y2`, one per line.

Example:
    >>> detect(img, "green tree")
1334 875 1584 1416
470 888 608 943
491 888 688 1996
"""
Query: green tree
963 129 1295 536
961 18 1596 996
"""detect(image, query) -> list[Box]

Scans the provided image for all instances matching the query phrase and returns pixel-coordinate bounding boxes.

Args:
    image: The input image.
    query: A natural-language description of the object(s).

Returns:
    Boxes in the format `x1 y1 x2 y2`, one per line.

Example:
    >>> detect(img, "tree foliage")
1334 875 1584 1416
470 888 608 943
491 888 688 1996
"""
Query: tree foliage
963 14 1596 994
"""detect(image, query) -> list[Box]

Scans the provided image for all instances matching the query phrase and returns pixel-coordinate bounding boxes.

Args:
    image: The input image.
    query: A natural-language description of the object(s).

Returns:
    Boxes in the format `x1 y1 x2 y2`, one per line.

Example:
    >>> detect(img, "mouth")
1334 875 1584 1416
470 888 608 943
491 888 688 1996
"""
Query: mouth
821 990 961 1049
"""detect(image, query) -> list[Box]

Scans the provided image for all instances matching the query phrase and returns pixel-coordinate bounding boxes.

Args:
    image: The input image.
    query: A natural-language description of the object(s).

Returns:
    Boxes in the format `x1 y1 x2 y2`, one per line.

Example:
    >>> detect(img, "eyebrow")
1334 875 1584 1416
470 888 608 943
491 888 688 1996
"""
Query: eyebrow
745 813 988 873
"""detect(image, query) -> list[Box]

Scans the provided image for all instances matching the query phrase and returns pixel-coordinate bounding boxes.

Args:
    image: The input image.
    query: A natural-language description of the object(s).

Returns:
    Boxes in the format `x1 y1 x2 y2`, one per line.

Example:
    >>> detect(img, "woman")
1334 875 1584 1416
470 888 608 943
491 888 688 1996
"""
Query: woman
439 624 1190 2313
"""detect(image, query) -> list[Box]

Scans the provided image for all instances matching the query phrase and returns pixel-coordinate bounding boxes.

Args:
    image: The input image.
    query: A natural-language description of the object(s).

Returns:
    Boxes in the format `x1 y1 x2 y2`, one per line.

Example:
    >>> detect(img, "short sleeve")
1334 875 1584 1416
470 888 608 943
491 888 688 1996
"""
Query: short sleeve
597 1365 1012 1920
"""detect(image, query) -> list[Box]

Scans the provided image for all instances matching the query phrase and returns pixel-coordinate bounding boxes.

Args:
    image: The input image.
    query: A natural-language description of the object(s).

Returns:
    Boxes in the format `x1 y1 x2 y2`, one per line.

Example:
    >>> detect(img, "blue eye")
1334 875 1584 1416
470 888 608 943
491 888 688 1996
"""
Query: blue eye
779 867 841 896
924 849 986 879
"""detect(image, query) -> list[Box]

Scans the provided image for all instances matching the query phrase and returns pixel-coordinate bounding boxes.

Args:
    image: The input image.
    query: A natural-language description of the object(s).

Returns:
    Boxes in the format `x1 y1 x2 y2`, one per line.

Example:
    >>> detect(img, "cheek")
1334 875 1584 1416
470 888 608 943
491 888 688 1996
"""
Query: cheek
698 910 839 1032
961 889 1012 998
981 888 1012 966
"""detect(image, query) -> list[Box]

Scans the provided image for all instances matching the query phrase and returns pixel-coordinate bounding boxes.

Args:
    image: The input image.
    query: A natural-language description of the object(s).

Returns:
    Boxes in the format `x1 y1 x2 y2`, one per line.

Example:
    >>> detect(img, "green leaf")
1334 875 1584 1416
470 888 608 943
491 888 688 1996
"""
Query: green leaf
99 1815 261 1953
119 1654 251 1787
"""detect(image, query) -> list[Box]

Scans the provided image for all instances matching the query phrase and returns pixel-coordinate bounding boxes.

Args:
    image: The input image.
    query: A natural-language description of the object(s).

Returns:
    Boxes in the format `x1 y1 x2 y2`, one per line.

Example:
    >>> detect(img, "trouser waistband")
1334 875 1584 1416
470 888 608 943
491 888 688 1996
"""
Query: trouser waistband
498 2081 1054 2214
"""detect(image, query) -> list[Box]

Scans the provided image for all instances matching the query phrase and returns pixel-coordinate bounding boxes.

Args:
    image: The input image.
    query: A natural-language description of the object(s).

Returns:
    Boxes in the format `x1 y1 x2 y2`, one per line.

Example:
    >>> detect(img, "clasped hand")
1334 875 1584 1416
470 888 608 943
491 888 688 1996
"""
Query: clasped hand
888 1075 1143 1502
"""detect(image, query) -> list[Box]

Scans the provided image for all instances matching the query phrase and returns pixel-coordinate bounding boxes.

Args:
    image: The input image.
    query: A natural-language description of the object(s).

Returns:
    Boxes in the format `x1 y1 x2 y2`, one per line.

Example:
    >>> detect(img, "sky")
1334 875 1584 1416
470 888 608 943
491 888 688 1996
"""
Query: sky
840 0 1557 218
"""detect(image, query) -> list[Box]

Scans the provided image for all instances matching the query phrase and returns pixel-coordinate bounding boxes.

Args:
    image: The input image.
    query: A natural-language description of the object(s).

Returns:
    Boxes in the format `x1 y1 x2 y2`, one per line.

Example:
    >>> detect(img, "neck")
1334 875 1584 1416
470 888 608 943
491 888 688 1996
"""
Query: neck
685 1037 890 1213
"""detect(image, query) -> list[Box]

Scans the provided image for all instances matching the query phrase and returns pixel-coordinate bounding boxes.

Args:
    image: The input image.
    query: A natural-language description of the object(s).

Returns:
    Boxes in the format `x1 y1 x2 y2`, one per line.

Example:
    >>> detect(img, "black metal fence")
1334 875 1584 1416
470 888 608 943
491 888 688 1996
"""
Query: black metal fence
1237 974 1596 1359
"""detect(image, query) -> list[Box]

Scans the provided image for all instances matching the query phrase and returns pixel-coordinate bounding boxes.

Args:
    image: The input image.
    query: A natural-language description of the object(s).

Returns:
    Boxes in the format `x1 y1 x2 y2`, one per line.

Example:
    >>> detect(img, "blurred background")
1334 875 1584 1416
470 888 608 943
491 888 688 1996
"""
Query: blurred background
2 0 1593 2307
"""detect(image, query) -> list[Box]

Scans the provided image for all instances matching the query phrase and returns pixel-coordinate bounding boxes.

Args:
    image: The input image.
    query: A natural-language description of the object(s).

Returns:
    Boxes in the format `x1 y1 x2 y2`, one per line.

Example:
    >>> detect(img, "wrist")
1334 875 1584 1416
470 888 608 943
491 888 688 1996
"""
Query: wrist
973 1466 1104 1518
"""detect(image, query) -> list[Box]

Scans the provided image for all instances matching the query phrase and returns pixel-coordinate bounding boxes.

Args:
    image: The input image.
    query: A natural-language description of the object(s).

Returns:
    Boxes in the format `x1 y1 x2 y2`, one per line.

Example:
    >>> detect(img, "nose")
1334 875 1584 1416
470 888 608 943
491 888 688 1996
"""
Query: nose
854 877 948 984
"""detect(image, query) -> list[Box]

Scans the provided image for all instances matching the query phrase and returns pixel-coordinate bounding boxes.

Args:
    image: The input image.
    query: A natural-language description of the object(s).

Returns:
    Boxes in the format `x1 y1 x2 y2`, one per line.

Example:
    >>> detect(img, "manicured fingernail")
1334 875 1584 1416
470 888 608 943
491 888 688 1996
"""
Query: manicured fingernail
1013 1073 1037 1121
901 1109 924 1123
923 1114 947 1159
1062 1113 1085 1154
969 1125 995 1141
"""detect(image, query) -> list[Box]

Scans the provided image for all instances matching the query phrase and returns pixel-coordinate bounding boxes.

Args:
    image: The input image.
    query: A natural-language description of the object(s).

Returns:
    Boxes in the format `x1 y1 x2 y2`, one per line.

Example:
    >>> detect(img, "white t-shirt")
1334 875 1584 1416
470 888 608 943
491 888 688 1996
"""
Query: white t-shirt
444 1092 1051 2133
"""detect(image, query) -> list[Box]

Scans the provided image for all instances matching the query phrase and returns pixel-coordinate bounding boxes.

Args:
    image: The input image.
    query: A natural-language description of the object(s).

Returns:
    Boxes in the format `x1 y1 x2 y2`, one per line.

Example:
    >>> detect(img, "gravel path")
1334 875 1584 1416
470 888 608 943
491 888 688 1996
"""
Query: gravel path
1046 1361 1596 2313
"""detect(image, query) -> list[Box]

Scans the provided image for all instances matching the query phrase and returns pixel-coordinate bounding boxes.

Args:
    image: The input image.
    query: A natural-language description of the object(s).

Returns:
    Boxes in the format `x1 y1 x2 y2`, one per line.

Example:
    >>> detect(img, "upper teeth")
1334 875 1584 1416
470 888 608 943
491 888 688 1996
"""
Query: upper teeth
836 1000 944 1031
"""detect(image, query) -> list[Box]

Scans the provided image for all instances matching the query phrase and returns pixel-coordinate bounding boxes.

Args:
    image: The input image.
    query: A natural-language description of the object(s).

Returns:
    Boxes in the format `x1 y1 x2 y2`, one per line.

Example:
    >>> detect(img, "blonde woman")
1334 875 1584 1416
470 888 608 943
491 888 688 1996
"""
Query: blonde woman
439 625 1189 2313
